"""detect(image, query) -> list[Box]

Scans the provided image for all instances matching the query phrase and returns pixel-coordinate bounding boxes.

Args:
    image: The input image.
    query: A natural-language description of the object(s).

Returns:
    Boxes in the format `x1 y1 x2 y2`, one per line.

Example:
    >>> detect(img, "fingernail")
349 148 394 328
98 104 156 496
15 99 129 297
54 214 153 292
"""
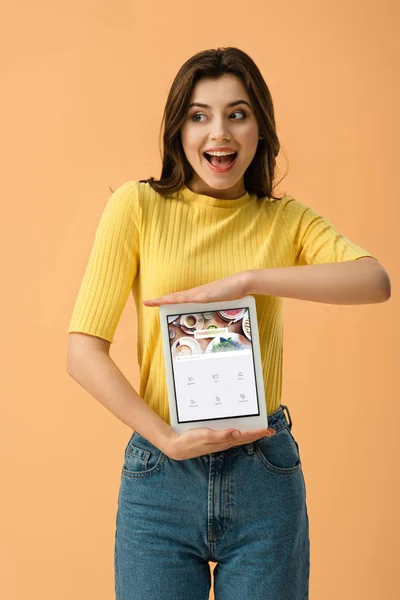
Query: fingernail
232 431 241 437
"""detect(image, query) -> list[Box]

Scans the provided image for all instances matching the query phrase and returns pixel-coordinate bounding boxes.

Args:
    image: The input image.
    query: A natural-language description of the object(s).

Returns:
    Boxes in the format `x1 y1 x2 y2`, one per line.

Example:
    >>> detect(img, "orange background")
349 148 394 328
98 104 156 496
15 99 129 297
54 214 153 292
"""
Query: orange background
1 1 399 598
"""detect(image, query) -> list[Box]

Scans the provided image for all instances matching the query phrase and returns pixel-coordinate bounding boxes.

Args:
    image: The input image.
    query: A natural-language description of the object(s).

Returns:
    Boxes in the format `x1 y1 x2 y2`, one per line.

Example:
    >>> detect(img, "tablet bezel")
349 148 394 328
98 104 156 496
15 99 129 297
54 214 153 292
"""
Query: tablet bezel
158 295 268 433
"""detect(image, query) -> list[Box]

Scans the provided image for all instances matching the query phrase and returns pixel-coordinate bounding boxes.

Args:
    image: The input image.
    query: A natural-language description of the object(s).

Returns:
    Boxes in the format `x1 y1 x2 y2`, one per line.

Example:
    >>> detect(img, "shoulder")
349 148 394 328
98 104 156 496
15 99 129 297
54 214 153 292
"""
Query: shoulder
277 194 309 212
276 194 320 225
109 180 138 202
96 180 143 234
106 180 142 216
260 193 308 221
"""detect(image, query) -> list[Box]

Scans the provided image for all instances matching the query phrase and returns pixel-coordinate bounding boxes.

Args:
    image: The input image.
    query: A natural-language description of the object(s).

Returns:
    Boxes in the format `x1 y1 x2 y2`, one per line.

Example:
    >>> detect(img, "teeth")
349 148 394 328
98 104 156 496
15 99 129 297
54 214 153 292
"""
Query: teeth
204 151 236 156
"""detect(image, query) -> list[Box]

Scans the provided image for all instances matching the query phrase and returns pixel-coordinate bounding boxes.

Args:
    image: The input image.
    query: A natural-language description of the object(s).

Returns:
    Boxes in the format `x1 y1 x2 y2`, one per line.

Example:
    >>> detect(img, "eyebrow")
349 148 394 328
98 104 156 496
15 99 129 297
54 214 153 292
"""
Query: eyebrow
188 100 252 109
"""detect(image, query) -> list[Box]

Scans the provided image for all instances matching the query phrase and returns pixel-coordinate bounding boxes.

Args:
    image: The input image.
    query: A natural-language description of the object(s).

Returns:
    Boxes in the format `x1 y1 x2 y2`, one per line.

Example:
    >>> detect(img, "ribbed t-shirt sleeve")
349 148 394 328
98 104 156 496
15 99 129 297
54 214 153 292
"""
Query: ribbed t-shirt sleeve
281 197 377 266
68 181 140 343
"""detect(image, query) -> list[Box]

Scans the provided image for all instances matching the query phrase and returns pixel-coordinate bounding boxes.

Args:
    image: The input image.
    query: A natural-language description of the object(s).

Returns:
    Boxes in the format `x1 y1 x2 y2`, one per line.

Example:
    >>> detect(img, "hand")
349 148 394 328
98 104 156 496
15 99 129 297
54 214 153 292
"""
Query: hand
164 426 277 461
143 271 251 306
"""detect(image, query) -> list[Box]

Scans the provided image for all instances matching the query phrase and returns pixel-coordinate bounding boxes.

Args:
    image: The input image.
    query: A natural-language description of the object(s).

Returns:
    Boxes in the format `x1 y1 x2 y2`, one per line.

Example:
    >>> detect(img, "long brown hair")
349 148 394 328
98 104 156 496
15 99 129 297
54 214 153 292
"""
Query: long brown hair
136 47 287 200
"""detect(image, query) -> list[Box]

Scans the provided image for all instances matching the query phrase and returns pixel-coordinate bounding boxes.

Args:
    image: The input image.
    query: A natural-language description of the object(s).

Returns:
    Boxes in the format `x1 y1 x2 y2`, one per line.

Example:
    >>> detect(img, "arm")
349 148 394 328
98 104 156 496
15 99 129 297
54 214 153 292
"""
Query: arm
67 184 174 453
67 333 173 453
245 257 391 305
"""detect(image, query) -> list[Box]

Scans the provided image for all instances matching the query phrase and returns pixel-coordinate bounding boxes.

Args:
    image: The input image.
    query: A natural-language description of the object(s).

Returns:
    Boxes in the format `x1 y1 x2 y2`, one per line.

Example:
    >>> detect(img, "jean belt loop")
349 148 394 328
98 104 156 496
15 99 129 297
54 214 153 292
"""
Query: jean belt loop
281 404 293 430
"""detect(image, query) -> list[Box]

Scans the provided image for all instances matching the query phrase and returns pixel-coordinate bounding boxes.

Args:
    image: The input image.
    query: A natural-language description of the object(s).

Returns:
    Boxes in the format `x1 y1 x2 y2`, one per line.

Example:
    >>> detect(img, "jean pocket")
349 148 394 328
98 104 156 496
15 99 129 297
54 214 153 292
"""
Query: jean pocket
122 432 168 478
255 425 302 475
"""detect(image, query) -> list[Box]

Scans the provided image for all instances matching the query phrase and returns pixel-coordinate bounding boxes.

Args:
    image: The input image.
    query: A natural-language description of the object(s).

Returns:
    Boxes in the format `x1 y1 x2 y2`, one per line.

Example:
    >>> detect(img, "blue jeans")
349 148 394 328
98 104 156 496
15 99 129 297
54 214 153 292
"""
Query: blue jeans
114 404 310 599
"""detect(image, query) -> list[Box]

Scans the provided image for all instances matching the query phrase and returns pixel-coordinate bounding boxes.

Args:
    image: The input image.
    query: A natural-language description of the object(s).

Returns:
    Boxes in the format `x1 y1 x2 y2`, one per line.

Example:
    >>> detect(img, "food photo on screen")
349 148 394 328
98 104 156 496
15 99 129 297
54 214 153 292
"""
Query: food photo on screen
167 308 252 362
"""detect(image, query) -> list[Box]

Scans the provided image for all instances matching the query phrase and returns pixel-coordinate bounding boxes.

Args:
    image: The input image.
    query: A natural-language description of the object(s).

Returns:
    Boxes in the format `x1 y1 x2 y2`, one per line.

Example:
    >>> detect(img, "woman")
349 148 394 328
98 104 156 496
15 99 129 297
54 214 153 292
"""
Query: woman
67 47 390 600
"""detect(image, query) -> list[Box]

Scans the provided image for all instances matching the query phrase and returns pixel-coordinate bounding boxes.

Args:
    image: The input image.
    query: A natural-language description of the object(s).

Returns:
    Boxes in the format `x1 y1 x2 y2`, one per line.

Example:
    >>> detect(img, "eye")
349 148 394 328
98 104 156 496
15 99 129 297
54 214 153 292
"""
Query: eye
190 111 247 122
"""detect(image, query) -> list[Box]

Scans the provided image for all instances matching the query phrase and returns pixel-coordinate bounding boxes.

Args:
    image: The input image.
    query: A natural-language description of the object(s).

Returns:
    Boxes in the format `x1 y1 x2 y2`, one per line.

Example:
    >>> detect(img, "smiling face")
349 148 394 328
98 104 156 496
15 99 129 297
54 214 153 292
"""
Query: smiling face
180 74 261 200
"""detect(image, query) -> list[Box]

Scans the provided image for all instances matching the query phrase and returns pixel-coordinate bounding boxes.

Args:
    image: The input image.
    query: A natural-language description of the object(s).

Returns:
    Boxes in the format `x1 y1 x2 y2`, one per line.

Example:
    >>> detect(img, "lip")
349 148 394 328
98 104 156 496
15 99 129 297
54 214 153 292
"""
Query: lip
204 146 238 153
204 153 238 173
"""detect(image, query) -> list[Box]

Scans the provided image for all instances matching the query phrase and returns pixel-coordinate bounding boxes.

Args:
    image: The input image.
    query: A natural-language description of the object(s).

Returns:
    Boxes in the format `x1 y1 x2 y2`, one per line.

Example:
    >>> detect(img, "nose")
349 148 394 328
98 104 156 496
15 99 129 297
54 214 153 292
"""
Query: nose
210 117 232 141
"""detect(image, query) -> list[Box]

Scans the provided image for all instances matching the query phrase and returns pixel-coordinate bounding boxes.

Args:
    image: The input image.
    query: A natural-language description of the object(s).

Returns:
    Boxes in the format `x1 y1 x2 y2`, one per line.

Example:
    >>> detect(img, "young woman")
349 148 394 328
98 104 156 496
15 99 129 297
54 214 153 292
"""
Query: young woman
67 47 390 600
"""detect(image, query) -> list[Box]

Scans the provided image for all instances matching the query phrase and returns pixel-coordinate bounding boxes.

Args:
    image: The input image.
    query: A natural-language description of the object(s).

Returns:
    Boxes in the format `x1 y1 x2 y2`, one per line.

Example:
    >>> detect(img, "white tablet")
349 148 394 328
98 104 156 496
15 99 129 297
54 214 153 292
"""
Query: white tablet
159 295 268 434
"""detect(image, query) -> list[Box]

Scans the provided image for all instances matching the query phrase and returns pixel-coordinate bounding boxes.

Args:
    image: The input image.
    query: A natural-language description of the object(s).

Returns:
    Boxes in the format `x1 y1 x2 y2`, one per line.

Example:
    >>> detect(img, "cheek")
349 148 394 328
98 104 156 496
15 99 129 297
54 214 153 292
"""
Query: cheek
181 128 202 154
240 123 260 145
239 132 261 162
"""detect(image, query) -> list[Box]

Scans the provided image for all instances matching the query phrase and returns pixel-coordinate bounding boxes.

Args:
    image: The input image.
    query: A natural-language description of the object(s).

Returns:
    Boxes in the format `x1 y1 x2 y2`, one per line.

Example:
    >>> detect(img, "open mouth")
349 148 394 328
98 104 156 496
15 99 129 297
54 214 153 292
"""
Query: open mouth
203 152 238 166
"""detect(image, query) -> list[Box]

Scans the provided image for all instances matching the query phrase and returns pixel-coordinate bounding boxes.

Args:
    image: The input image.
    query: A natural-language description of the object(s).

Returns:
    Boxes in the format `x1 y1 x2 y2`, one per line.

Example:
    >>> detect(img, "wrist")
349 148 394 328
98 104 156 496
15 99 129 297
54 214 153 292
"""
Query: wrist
243 269 256 294
161 427 180 457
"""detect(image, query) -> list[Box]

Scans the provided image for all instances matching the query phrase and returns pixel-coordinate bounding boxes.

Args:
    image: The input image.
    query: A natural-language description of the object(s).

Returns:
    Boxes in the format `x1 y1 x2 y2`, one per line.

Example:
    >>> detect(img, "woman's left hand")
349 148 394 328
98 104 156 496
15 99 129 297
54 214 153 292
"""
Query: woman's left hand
143 271 251 306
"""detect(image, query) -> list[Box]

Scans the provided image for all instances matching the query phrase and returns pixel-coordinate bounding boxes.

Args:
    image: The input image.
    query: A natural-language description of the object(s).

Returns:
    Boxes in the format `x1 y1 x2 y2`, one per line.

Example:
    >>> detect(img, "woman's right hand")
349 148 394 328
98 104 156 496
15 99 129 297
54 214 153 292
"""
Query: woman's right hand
164 426 276 461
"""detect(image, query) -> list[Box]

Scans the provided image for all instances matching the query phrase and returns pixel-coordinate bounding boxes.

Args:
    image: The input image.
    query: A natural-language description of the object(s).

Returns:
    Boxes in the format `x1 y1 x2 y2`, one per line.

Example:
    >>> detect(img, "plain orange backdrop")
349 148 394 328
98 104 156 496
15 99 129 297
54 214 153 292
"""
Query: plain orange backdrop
1 1 399 599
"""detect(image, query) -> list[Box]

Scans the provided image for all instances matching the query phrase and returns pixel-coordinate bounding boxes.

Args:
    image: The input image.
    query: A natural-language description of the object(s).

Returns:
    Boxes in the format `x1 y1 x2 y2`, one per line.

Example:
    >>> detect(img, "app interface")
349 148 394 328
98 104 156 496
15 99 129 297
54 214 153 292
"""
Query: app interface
166 307 260 423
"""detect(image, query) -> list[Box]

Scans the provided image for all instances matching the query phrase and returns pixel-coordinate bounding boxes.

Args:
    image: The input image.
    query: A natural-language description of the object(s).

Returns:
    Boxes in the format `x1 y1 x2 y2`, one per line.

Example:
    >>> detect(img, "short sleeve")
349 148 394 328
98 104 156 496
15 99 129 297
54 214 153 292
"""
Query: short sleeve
68 181 140 343
281 197 377 266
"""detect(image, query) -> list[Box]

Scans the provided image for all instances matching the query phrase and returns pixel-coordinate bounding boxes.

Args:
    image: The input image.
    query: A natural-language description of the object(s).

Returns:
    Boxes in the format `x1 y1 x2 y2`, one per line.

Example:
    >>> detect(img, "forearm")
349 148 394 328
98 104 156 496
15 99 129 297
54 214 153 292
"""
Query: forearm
246 259 391 305
67 350 173 453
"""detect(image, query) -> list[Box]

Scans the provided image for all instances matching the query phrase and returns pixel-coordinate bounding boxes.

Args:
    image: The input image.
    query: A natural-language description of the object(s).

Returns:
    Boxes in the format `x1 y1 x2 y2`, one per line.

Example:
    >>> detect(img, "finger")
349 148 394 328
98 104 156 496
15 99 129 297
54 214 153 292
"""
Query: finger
143 297 175 305
144 294 175 302
233 428 275 437
240 429 271 439
217 429 271 444
229 428 276 445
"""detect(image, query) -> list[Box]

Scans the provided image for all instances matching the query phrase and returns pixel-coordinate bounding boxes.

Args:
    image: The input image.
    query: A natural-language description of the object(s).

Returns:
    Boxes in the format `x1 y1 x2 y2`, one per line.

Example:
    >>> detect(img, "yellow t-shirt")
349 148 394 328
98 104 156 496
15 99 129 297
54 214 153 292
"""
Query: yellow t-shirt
68 181 376 422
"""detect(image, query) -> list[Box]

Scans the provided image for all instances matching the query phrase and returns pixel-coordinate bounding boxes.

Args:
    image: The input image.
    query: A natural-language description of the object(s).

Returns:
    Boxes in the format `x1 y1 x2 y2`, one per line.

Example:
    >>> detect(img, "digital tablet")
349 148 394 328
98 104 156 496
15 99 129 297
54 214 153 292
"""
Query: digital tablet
159 295 268 434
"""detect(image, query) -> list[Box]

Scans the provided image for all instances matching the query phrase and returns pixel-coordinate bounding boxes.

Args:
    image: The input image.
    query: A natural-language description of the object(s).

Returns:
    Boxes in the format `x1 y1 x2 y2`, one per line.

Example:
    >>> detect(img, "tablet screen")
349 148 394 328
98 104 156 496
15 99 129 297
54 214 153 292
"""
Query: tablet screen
166 306 261 424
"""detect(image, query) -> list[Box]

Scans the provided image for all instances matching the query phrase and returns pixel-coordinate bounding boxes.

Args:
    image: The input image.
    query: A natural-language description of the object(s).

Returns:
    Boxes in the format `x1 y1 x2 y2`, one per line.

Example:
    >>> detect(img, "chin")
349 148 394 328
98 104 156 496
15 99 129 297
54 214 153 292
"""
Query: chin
209 181 241 190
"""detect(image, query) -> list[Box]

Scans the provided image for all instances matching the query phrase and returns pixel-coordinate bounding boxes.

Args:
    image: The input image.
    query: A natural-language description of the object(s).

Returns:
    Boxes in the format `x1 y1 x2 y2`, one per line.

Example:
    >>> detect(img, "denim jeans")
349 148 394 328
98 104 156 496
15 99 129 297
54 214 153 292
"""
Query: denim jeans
114 404 310 599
